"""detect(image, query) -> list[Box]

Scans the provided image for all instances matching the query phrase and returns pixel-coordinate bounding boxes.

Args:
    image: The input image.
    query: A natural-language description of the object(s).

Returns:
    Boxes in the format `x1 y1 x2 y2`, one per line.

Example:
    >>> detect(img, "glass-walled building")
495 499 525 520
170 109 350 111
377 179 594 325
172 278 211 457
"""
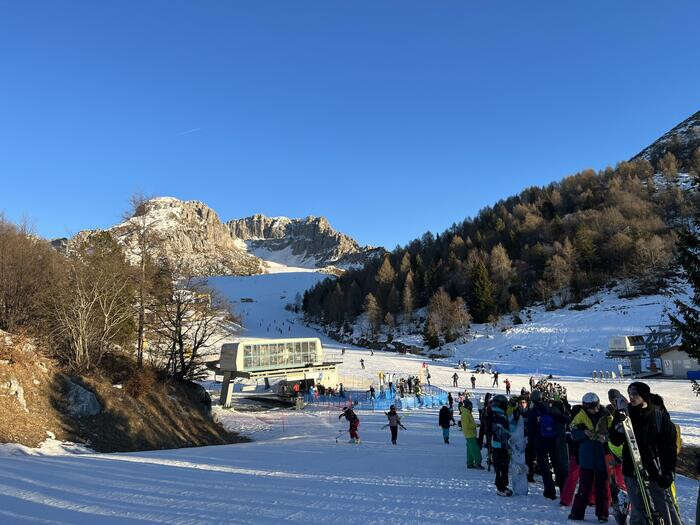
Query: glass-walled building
221 337 324 373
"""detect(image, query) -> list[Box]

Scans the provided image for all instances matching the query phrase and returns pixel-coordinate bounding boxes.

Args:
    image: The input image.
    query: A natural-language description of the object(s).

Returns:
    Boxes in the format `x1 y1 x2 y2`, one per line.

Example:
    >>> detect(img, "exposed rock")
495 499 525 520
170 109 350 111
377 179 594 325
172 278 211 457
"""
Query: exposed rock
64 379 102 418
1 378 28 412
631 110 700 170
227 214 384 270
53 198 383 276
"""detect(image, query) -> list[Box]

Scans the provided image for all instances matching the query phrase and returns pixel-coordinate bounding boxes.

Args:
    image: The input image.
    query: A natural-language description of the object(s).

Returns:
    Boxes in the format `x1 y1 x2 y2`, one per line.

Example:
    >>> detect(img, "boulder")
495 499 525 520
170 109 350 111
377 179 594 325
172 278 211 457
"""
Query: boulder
65 379 101 417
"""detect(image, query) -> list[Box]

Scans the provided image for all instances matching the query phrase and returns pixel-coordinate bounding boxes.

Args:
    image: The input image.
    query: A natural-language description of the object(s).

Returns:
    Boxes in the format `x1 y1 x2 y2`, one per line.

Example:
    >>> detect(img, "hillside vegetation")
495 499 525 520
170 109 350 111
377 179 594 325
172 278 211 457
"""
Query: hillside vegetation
303 152 700 345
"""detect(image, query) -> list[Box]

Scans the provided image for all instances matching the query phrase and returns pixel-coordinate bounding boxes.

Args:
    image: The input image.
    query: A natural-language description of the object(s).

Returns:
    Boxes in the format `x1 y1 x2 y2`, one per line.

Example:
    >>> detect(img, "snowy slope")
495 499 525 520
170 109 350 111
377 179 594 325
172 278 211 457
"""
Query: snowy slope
0 272 698 523
0 405 697 524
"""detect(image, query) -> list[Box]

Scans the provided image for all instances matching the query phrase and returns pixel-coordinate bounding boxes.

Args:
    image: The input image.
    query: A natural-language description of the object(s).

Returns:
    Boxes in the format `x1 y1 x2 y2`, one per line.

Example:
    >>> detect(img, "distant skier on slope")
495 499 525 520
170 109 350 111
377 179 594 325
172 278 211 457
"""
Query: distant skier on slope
385 405 406 445
439 406 453 444
452 372 459 387
339 406 361 444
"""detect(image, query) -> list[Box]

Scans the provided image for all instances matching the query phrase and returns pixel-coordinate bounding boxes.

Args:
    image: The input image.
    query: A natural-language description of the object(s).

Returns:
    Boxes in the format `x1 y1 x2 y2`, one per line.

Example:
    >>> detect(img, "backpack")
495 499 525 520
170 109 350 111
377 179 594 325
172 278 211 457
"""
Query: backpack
538 412 556 438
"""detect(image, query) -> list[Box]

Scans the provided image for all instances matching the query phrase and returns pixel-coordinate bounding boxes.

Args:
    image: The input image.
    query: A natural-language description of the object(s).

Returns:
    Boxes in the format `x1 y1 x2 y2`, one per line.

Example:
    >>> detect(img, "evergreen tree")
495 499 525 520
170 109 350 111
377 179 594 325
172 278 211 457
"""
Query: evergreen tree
422 316 440 348
363 293 382 337
402 272 414 320
669 173 700 359
469 259 496 323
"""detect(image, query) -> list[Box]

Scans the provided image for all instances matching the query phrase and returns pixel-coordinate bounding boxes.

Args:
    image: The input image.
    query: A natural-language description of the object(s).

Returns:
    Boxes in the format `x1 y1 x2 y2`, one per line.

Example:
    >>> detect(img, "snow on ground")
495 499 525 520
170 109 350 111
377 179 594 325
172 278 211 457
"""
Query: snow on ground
0 406 697 524
401 288 685 377
0 273 697 523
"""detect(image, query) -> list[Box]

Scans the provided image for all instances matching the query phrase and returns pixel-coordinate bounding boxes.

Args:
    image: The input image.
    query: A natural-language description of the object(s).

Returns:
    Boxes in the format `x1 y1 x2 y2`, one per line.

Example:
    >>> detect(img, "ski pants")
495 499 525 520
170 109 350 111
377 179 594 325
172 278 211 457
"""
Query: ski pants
442 427 450 443
571 468 609 520
349 420 359 440
493 447 509 492
561 456 600 507
536 438 557 498
625 476 682 525
390 425 398 444
553 435 569 489
466 437 482 467
525 441 536 481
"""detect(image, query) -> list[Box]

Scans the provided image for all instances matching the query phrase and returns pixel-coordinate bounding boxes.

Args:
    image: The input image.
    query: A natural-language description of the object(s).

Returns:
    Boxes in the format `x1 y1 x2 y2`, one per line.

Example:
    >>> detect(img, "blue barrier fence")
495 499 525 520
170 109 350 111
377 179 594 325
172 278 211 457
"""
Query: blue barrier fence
303 385 448 411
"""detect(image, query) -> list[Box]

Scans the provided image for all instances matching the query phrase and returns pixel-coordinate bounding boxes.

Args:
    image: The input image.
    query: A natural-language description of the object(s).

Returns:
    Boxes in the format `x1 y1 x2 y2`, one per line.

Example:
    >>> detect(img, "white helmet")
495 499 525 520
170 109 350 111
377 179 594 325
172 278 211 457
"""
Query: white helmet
582 392 600 407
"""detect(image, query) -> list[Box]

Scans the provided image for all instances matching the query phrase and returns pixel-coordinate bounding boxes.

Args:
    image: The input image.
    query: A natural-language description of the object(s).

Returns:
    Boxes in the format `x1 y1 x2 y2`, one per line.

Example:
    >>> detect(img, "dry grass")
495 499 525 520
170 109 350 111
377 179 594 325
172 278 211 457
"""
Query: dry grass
0 334 247 452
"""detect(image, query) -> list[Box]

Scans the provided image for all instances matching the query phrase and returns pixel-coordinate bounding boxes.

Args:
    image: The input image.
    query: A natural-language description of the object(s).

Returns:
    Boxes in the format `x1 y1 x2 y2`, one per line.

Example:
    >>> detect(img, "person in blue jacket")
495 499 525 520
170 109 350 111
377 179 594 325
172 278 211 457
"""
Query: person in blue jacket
490 394 512 497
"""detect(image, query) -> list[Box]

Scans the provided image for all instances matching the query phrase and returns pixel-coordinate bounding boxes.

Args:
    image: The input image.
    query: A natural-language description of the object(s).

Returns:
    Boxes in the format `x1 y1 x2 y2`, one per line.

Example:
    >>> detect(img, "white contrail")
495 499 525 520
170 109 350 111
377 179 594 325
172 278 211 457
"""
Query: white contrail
177 127 201 136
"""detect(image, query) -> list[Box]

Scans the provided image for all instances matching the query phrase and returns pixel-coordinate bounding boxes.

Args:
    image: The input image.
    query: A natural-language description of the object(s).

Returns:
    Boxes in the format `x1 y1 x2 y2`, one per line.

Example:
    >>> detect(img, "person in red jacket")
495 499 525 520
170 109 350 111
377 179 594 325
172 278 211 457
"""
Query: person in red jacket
339 407 360 444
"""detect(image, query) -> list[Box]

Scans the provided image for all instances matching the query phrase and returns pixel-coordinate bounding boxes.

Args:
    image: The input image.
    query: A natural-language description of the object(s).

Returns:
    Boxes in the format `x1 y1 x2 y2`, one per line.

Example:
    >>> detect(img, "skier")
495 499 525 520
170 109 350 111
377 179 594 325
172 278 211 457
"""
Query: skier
490 394 512 496
470 375 476 389
368 385 376 400
492 371 499 387
509 396 529 495
342 348 346 355
560 404 585 507
385 405 405 445
505 378 511 396
568 392 611 523
427 371 431 386
460 400 483 469
438 405 453 444
478 392 493 449
452 372 459 387
448 392 454 410
360 358 365 369
528 390 559 500
529 376 536 391
339 406 360 444
608 382 681 525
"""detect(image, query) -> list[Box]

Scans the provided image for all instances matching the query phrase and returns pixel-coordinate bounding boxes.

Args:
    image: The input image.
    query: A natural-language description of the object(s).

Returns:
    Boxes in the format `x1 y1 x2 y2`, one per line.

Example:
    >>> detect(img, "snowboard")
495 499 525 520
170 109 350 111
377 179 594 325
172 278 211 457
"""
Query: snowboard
509 416 528 495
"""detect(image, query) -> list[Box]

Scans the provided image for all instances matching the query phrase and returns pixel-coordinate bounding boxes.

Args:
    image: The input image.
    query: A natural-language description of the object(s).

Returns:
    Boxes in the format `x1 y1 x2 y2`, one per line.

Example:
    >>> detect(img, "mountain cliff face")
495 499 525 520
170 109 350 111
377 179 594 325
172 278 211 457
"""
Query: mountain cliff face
54 198 381 276
631 110 700 170
227 214 383 270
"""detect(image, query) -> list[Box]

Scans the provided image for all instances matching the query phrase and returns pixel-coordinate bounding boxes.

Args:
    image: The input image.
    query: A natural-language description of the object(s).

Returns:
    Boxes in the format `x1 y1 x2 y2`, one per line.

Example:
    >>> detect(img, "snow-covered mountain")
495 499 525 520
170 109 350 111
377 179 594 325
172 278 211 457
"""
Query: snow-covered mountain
227 214 384 271
53 197 382 276
631 109 700 170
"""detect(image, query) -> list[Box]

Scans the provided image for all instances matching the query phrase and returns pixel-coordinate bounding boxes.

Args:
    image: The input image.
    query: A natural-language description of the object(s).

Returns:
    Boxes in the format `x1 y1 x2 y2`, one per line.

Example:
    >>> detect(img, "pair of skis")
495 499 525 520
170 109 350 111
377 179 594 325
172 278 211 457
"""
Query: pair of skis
609 389 682 525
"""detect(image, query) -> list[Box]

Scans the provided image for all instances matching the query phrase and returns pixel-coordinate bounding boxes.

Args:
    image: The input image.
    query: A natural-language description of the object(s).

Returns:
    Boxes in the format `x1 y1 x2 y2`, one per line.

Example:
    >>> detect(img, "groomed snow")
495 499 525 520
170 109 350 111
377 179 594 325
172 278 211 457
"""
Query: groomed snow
0 272 697 523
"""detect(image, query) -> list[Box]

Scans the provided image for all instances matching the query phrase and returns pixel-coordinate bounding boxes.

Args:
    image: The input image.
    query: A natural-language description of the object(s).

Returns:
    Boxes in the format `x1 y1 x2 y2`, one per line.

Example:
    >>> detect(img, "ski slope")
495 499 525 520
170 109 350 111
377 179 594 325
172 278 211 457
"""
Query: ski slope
0 272 697 523
0 406 697 524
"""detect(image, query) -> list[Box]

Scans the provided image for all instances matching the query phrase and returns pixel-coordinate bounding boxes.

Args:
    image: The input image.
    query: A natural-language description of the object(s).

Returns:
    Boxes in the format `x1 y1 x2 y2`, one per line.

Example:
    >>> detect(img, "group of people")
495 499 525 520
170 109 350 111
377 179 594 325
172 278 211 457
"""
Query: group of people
336 377 684 524
469 381 681 524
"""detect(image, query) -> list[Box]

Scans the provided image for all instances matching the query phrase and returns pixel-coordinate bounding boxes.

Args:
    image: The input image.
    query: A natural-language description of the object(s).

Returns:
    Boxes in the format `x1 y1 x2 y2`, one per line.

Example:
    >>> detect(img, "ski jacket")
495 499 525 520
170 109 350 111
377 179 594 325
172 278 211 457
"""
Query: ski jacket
490 406 510 449
609 401 677 482
340 409 358 424
386 411 401 427
438 407 452 429
571 407 611 472
459 405 477 438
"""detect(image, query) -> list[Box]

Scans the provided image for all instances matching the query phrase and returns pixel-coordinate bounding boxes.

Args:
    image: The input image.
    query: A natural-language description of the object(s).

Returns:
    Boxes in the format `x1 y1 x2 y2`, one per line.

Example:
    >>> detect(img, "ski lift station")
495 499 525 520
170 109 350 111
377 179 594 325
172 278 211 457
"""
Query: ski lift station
218 337 341 407
606 325 694 377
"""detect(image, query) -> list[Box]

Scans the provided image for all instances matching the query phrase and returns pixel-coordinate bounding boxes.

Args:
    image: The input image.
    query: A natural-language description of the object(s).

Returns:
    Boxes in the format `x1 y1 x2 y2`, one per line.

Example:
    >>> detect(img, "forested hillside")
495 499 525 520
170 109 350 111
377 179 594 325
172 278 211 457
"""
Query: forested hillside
303 151 700 344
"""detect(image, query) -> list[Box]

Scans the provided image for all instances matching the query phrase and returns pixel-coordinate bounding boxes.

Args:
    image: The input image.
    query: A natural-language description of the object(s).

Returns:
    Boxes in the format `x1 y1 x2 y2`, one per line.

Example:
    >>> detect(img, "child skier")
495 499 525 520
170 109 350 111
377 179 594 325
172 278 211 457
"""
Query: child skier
339 406 361 444
438 405 453 444
385 405 406 445
460 400 483 468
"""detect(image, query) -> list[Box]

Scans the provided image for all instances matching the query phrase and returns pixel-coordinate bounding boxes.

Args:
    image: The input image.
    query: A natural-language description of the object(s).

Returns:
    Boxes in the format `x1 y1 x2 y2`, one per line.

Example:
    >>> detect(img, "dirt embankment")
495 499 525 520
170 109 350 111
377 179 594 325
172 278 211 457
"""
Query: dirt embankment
0 332 248 452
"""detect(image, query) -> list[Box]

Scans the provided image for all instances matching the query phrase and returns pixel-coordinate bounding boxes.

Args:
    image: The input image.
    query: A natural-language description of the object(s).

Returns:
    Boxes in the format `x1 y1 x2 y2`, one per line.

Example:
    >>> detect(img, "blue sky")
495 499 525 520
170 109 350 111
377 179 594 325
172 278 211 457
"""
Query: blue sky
1 2 698 248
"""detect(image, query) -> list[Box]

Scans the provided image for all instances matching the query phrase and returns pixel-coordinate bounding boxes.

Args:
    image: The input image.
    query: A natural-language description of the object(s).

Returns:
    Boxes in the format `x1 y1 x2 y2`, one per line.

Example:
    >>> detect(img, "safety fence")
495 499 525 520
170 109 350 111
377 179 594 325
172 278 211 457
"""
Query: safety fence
303 384 448 412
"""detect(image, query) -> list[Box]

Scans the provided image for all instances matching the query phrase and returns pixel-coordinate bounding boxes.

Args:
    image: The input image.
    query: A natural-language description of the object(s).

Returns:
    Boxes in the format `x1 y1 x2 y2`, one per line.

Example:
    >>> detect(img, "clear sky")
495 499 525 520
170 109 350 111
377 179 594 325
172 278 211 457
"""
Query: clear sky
1 2 698 248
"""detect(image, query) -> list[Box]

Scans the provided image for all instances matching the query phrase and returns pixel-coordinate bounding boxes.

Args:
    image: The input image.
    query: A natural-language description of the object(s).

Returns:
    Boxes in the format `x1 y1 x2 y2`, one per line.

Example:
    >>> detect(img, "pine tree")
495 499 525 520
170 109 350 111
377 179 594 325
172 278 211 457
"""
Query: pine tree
469 259 496 323
669 173 700 359
422 316 440 348
402 272 414 320
363 293 382 337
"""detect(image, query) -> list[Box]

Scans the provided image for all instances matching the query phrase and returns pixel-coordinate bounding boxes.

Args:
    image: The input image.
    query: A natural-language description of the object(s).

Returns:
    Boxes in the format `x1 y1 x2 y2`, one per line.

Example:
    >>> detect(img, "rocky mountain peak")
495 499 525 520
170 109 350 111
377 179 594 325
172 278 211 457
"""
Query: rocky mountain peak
54 198 382 276
631 110 700 170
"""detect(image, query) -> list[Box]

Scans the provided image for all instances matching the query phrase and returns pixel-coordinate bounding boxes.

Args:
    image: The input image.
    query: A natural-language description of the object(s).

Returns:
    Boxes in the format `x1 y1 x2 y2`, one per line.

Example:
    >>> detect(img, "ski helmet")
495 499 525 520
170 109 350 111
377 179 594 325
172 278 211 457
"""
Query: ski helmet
582 392 600 409
492 394 508 410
